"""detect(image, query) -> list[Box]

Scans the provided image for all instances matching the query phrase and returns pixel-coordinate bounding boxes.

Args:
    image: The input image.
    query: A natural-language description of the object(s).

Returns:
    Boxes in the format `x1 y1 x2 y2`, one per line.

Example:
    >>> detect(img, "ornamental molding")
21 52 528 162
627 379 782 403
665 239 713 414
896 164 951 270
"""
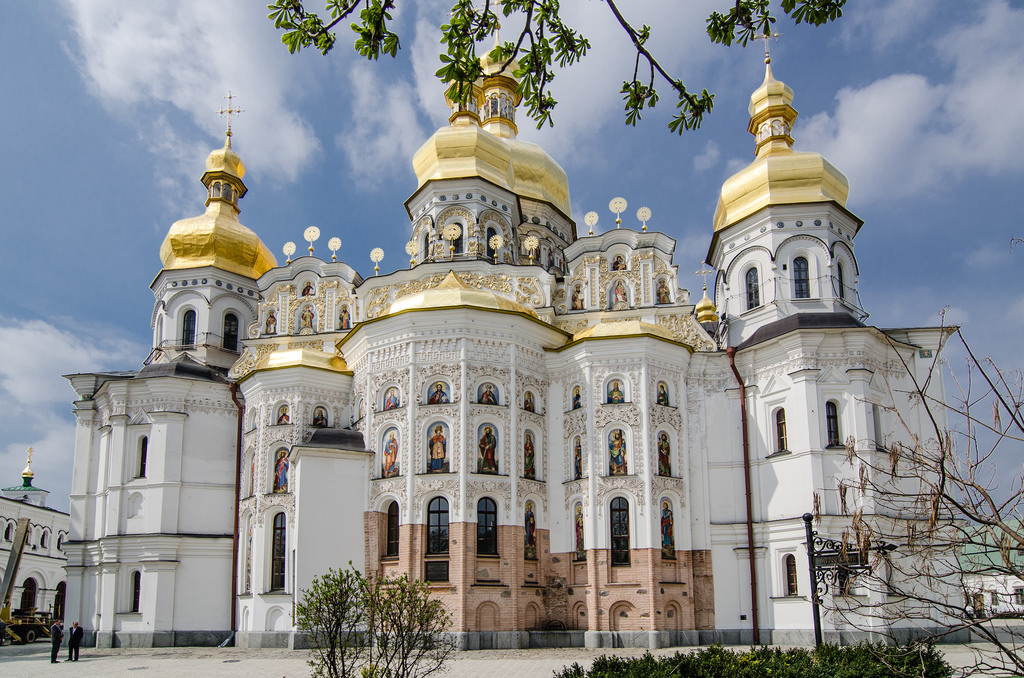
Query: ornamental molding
655 314 716 352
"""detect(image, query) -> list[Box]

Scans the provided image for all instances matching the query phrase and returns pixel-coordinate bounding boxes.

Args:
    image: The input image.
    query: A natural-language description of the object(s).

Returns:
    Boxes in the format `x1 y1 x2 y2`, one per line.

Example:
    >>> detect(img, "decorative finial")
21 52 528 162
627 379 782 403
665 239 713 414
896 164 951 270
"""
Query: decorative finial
584 211 599 236
405 240 419 265
695 267 714 288
304 226 321 255
609 197 627 228
217 91 244 144
753 31 782 65
442 223 463 258
328 237 341 262
22 447 34 480
370 247 384 275
283 241 296 264
488 234 504 263
523 235 539 264
636 206 651 232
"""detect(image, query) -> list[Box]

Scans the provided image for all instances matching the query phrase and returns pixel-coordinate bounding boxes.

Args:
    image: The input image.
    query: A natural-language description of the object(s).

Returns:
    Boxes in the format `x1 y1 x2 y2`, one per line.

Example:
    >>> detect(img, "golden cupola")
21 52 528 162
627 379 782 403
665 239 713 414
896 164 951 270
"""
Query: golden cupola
712 59 850 232
412 49 571 216
159 133 277 279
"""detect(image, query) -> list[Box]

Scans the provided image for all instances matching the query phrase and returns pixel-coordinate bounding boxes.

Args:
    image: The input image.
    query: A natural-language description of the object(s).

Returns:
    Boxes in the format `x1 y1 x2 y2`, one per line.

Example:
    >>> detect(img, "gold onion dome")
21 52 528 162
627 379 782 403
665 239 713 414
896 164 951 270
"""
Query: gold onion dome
159 136 277 279
695 287 719 324
712 61 850 232
389 271 538 317
412 50 571 216
573 319 675 342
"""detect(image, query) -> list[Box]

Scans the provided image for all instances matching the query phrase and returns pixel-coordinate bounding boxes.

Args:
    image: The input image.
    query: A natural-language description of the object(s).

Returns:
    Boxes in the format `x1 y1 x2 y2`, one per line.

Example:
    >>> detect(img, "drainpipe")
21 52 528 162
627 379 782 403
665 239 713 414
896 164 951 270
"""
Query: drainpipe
727 347 759 644
229 382 244 637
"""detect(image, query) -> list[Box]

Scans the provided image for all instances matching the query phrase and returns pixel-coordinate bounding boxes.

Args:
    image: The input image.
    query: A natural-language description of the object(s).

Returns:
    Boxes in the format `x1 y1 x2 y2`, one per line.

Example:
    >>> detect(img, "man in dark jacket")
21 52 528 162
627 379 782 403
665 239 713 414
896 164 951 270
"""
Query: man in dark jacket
50 621 63 663
68 621 83 661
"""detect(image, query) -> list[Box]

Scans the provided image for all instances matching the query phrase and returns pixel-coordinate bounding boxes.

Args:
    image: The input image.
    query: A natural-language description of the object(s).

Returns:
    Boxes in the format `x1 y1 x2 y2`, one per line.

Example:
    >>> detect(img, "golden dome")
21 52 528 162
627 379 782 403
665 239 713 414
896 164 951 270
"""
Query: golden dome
260 347 348 373
389 270 538 317
712 62 850 232
507 138 571 216
412 123 515 195
159 138 277 279
572 319 675 342
695 287 719 324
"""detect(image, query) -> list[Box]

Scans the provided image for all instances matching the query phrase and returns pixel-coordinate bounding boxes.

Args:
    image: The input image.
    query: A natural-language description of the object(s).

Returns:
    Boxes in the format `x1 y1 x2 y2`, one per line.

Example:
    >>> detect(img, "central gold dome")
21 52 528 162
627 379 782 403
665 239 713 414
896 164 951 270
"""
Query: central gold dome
389 271 538 317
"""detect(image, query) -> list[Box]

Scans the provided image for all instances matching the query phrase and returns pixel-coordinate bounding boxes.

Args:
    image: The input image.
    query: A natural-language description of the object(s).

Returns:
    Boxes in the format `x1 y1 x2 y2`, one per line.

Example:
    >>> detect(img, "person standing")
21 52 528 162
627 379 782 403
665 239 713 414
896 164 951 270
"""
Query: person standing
68 621 83 661
50 620 63 663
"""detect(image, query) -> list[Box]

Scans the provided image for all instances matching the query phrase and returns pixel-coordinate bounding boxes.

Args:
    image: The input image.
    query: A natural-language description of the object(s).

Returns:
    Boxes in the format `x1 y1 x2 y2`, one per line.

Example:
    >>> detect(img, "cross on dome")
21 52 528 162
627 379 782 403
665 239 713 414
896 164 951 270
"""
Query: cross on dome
217 91 244 142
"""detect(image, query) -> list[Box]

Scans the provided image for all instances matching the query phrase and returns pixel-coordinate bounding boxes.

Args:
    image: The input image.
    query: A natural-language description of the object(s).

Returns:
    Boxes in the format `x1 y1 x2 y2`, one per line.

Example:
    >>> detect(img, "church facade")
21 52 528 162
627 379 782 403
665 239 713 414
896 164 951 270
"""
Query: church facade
63 57 947 649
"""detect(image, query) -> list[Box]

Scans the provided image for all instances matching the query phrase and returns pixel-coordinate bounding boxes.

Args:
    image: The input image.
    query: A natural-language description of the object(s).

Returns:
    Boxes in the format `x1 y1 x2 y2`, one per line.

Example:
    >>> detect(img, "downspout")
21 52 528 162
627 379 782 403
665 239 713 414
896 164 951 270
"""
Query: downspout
727 346 759 644
229 382 244 637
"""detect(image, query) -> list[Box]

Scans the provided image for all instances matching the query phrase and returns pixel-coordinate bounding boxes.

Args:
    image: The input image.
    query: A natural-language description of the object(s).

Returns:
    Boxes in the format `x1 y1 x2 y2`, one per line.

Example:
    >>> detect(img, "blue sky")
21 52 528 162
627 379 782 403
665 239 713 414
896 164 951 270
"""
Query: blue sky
1 1 1022 511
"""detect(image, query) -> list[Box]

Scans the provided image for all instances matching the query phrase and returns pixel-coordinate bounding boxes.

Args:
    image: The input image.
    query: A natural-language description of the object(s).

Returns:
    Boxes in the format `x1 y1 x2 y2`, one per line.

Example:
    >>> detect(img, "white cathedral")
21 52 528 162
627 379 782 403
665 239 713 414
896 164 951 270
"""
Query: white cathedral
63 55 947 649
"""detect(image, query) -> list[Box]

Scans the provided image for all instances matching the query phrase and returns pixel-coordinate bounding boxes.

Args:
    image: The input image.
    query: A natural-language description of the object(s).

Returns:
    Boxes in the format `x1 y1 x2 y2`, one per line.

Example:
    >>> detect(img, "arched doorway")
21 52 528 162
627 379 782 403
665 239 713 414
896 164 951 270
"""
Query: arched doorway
20 578 37 612
54 582 66 620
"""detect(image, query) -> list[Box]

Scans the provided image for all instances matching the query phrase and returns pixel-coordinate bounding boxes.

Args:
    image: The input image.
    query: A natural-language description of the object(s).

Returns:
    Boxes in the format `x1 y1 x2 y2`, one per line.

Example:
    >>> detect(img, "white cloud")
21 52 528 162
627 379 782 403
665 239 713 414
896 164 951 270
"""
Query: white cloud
693 141 721 171
60 0 321 187
841 0 934 51
798 1 1024 205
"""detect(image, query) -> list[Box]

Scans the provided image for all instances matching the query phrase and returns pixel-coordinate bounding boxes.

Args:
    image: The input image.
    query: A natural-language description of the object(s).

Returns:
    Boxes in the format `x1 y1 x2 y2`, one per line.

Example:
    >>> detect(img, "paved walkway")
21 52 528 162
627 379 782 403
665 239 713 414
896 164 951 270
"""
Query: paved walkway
0 641 1004 677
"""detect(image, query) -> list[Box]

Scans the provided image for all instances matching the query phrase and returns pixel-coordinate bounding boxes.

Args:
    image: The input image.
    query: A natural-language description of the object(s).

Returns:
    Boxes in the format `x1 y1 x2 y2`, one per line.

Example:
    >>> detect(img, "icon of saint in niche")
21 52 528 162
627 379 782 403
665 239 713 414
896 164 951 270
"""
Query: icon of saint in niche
612 281 628 305
300 305 315 330
302 281 314 296
339 306 351 330
608 428 627 475
571 286 584 310
276 405 290 425
265 310 277 335
572 386 582 410
428 424 449 473
478 425 498 474
383 387 400 411
612 254 626 271
428 382 450 404
273 449 289 493
523 390 535 412
607 380 625 404
382 429 399 478
478 383 498 405
656 279 671 304
573 437 583 479
523 432 536 479
661 500 675 559
574 503 585 560
657 382 670 406
312 406 328 427
524 500 537 560
657 431 671 477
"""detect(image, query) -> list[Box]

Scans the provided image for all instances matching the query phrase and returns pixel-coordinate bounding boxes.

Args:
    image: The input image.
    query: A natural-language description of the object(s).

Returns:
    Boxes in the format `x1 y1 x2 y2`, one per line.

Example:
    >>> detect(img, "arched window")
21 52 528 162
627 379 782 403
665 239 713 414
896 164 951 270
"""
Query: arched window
784 554 798 595
826 401 841 447
40 530 47 549
181 309 197 346
486 227 498 260
271 513 287 591
836 262 846 300
453 226 464 255
3 522 11 541
19 578 37 611
54 582 66 620
793 257 810 299
427 497 449 554
477 497 498 555
610 497 630 566
745 268 761 310
57 534 64 551
421 233 430 261
223 313 239 351
131 570 142 612
385 501 400 558
775 409 788 452
138 437 148 478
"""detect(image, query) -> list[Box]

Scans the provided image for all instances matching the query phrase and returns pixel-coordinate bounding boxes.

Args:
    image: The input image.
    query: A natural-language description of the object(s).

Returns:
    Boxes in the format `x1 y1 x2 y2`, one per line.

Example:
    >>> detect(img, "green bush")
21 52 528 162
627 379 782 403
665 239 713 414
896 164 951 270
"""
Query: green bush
552 643 952 678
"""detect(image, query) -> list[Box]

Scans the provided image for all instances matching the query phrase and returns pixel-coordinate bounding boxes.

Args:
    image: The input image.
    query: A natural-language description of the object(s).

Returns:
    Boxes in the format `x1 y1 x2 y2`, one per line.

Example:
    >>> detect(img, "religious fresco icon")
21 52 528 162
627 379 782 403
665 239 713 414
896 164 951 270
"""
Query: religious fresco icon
381 428 400 478
477 424 498 474
478 382 499 405
427 422 450 473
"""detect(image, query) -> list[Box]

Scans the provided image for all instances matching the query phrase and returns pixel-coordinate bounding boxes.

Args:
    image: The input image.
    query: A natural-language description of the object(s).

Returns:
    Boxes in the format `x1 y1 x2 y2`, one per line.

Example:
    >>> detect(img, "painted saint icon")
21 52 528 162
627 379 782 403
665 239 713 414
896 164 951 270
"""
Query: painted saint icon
657 431 671 477
273 449 289 493
382 387 400 411
612 281 628 305
661 499 675 559
427 381 450 404
571 286 584 310
524 500 537 560
381 428 400 478
607 380 625 404
656 381 670 406
572 385 582 410
656 279 671 304
339 306 351 330
573 437 583 480
427 423 449 473
523 390 535 412
608 429 627 475
477 424 498 474
611 254 626 271
302 281 314 296
265 310 277 335
574 503 585 561
478 382 498 405
300 305 315 330
276 405 290 425
523 431 536 479
312 406 328 427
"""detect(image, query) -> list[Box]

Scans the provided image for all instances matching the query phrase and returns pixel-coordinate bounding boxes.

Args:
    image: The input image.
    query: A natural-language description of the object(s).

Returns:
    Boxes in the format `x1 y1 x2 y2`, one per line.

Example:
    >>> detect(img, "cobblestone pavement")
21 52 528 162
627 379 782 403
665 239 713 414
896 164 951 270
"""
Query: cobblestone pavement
0 641 997 677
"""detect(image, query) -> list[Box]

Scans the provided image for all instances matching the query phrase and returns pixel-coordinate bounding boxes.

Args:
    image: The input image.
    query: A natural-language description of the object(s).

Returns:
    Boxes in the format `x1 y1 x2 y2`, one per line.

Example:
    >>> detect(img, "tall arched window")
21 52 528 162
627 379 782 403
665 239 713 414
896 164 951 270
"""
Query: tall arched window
181 309 197 346
784 554 798 595
793 257 810 299
477 497 498 555
453 226 464 255
54 582 66 620
223 313 239 351
40 530 48 548
138 437 148 478
836 262 846 300
825 401 841 447
427 497 449 554
775 409 788 453
131 571 142 612
745 268 761 310
3 522 11 541
271 513 287 590
385 501 400 558
610 497 630 566
19 578 37 611
486 227 498 260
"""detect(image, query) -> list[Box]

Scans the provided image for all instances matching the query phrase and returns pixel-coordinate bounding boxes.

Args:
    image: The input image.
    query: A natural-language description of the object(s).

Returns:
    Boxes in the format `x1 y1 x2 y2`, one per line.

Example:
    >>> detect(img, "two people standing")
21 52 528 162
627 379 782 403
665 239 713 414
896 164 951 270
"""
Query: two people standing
48 620 83 663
